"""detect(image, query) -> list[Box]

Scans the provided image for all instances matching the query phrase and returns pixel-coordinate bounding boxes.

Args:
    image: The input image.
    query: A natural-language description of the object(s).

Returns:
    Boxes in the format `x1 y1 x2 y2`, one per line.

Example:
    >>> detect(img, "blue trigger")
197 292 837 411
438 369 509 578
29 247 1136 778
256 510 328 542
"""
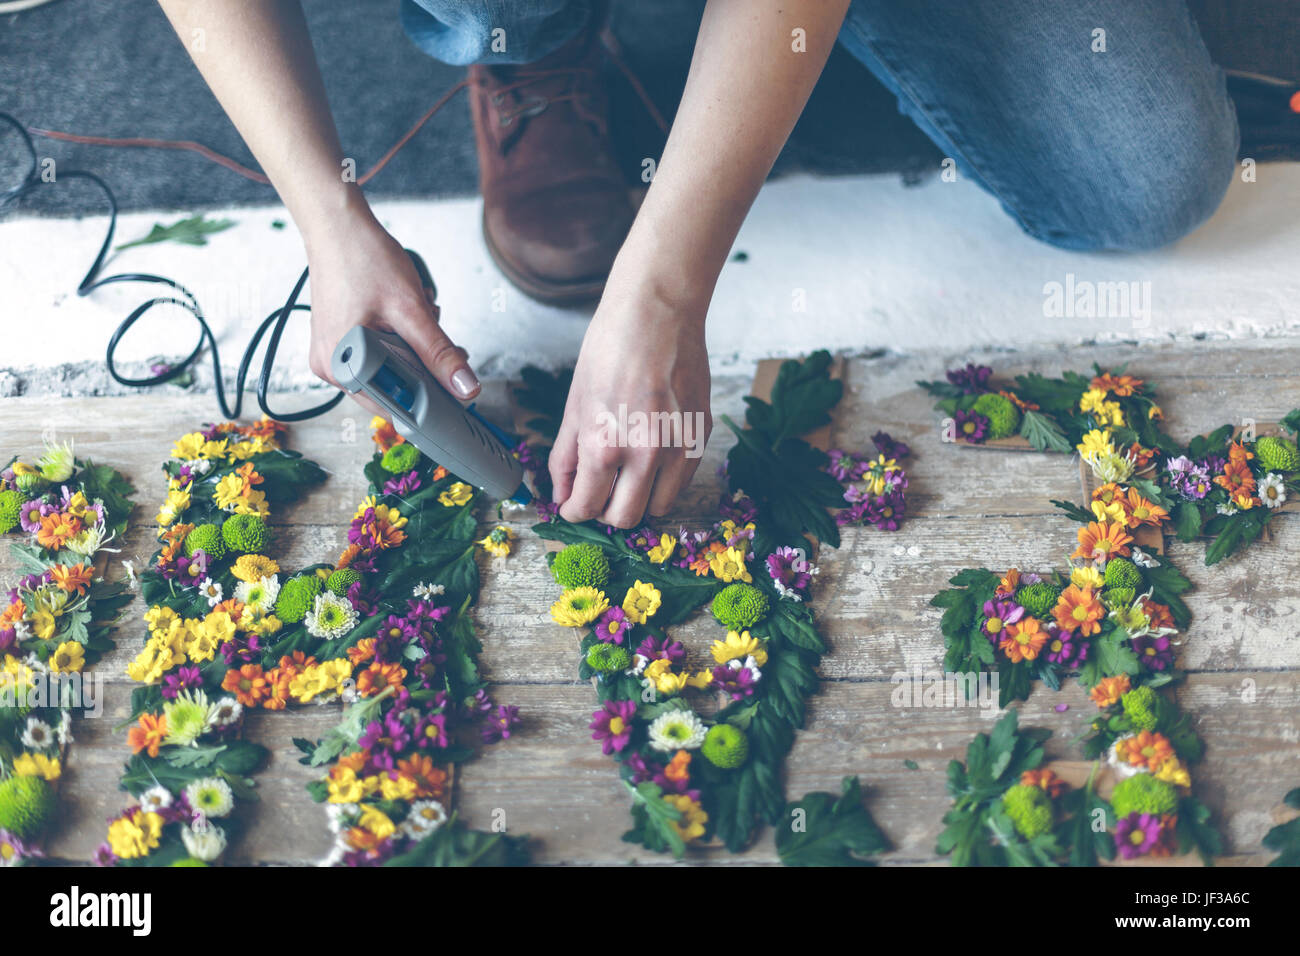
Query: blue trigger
372 364 415 413
466 404 517 447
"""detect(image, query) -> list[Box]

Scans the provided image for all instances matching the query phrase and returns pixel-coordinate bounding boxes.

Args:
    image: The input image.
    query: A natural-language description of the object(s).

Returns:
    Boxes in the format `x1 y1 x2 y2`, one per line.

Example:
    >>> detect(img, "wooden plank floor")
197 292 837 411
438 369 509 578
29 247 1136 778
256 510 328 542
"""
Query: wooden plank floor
5 339 1300 865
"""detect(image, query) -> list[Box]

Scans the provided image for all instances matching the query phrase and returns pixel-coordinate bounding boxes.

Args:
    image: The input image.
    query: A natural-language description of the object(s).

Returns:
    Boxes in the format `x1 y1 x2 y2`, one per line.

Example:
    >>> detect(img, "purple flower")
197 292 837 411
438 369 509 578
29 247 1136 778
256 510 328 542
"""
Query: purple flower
872 431 911 461
1043 627 1088 666
636 634 685 663
954 409 990 444
594 607 633 645
0 628 14 656
946 363 993 395
534 499 560 522
18 499 48 534
161 664 203 700
382 469 422 497
864 489 907 531
622 751 655 783
415 712 448 749
981 600 1025 643
767 546 813 598
482 704 520 743
1115 812 1163 859
711 661 760 701
92 842 118 867
717 490 758 525
175 549 210 586
590 699 637 755
1132 634 1174 671
825 449 866 482
1165 455 1212 501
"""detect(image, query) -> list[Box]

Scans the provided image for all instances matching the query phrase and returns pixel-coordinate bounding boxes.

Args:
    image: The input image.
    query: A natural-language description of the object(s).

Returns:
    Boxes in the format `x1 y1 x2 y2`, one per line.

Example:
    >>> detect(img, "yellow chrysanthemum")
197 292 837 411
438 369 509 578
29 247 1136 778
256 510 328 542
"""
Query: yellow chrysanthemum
710 630 768 666
49 641 85 674
550 587 609 627
13 752 61 780
144 605 180 635
663 794 707 843
476 525 515 558
438 481 474 507
327 767 367 804
646 532 676 564
1077 429 1115 460
1070 565 1105 590
155 487 191 527
107 809 164 860
1155 757 1192 789
621 580 662 624
644 659 690 695
1089 498 1127 525
358 805 397 839
30 608 56 641
231 554 280 583
1097 401 1125 427
1079 388 1109 415
379 773 419 802
708 546 752 584
352 494 377 520
126 634 184 684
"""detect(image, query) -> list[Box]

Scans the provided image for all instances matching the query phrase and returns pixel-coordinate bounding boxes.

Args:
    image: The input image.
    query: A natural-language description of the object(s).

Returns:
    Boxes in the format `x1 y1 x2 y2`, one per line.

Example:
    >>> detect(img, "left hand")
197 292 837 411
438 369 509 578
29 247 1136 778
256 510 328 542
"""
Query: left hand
549 285 712 527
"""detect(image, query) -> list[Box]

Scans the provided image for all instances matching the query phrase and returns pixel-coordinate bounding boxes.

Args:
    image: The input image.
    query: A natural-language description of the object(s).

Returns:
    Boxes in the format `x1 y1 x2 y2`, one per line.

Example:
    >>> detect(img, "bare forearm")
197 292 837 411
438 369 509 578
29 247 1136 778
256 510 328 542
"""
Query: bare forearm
613 0 850 310
155 0 369 245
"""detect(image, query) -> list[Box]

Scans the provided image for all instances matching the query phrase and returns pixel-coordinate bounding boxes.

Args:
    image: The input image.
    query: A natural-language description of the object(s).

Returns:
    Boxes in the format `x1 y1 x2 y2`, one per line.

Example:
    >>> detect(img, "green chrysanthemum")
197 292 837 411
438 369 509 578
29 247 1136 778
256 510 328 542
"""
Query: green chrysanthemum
169 858 210 867
0 489 25 535
701 724 749 769
184 523 227 560
972 393 1021 440
14 471 46 495
163 689 216 748
586 643 632 673
551 543 611 590
1001 783 1052 839
274 574 324 624
0 775 56 839
304 591 359 640
37 440 75 483
711 583 770 630
380 442 421 474
1120 685 1168 732
221 513 269 554
1014 581 1061 619
1110 772 1178 818
1104 557 1143 591
1102 586 1136 610
325 567 362 597
1254 436 1300 473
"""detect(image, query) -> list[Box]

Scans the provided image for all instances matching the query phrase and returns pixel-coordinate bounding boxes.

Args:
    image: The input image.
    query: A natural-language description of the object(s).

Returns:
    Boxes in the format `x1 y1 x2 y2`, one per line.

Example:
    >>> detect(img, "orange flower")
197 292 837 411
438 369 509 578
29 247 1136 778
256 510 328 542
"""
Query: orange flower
222 663 270 707
371 417 404 453
127 712 168 758
356 661 407 697
1214 459 1256 497
1123 488 1169 528
336 543 364 570
999 389 1039 412
212 599 245 625
37 512 82 550
1226 441 1253 465
1053 584 1106 636
1 599 26 629
1090 674 1131 708
1092 483 1126 506
664 750 692 783
50 562 95 595
242 416 285 441
996 569 1021 597
1128 442 1156 470
347 638 378 666
262 670 291 711
1090 373 1143 397
233 461 264 494
1020 768 1067 799
335 749 370 774
432 466 448 481
1142 599 1175 631
343 827 385 853
1115 731 1175 772
1072 521 1132 563
396 753 448 800
999 617 1047 663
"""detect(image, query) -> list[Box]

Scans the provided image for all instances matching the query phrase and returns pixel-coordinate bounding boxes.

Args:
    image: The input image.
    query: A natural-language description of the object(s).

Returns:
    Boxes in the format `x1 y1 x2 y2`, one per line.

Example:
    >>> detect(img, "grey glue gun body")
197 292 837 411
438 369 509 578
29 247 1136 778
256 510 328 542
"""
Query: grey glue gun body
331 325 526 501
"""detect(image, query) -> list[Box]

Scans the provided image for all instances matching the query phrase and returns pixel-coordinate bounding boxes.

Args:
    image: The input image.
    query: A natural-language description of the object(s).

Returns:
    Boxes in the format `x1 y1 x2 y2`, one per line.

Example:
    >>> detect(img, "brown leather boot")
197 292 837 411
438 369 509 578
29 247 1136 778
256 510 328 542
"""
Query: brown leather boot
468 11 636 305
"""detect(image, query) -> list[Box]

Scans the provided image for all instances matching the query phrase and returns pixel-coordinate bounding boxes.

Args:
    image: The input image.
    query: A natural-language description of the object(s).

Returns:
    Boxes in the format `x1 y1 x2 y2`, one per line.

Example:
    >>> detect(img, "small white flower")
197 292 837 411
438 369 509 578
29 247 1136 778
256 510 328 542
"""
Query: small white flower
56 710 73 746
647 710 707 752
412 582 445 600
1215 502 1239 517
234 574 280 613
184 776 234 818
138 785 174 813
325 803 359 834
198 577 223 607
13 620 32 642
1106 737 1150 780
185 458 213 476
629 653 649 677
181 821 227 861
1259 472 1287 509
403 799 448 838
20 718 54 750
121 559 138 587
209 696 243 728
772 578 803 602
304 591 359 640
1130 548 1159 569
318 846 346 868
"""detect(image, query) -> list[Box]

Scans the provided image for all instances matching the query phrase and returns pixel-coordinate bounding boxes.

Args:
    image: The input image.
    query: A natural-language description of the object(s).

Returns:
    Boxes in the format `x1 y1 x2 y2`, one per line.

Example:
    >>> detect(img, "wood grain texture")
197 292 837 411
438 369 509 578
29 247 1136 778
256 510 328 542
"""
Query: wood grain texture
5 339 1299 865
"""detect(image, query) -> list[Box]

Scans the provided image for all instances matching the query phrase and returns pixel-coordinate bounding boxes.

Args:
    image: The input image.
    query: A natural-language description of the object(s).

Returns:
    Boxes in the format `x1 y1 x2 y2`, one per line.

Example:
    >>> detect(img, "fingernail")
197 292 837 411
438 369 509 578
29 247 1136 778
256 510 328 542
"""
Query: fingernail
451 368 480 398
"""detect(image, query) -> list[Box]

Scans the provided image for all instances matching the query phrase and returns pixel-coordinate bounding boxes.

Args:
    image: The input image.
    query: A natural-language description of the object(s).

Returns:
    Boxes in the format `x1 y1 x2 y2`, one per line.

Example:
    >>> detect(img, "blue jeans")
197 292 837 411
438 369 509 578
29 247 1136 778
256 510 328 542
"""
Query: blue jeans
401 0 1238 251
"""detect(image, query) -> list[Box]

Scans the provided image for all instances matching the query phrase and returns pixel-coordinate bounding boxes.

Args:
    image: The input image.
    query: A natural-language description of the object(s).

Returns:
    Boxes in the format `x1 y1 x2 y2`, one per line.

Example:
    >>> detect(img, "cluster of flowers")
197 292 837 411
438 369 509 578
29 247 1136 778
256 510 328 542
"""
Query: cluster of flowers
102 417 519 867
0 439 133 866
827 432 911 531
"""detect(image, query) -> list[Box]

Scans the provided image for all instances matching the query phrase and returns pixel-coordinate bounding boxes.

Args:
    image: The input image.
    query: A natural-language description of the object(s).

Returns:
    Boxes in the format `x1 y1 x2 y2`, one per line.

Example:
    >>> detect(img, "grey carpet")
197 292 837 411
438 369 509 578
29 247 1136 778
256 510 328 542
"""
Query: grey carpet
1 0 1296 214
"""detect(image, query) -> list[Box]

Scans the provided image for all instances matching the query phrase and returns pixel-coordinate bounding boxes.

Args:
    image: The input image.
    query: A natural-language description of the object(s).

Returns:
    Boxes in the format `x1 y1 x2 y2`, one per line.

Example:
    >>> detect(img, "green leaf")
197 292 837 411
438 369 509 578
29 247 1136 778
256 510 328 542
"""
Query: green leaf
1019 410 1072 453
383 815 530 866
115 213 235 251
776 776 890 866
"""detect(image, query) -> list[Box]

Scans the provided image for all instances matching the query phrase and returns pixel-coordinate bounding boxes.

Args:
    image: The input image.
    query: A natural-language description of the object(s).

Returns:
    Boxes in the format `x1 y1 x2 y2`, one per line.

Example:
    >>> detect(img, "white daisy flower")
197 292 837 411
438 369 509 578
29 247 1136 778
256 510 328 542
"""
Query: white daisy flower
56 710 73 747
209 696 243 728
1259 472 1287 509
121 559 138 587
198 577 224 607
325 803 359 834
647 710 707 752
184 776 235 818
403 799 448 838
1130 547 1159 569
20 717 54 750
304 592 359 640
138 785 174 813
1215 502 1238 516
412 582 445 600
628 653 649 677
181 821 227 861
234 575 281 613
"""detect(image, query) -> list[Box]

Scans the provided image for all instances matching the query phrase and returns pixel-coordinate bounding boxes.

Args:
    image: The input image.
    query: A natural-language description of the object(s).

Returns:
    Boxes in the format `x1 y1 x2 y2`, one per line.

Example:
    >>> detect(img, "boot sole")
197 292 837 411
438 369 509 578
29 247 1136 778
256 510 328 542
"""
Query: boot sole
481 207 609 307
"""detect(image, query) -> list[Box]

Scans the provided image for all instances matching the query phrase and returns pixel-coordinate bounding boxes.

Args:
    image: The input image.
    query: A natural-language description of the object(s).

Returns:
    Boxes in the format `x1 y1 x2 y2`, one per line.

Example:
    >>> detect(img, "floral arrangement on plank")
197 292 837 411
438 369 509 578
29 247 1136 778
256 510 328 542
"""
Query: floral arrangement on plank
103 418 526 867
515 352 899 857
0 439 134 866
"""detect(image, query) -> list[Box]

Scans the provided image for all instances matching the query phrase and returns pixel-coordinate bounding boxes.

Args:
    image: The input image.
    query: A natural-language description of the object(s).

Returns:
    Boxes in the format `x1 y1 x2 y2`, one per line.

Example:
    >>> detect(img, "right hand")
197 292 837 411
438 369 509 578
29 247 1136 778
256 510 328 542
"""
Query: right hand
303 205 480 409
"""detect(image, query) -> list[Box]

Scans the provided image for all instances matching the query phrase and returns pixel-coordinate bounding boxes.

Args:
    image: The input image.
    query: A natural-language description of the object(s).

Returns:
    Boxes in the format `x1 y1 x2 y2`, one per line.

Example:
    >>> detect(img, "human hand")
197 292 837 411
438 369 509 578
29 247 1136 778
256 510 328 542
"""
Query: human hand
549 285 712 527
303 206 480 409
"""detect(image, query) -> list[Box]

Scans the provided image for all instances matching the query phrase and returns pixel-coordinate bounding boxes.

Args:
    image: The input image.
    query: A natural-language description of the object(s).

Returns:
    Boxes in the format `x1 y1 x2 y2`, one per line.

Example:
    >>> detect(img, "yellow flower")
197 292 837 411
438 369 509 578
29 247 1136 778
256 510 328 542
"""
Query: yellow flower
621 580 662 624
708 546 752 583
144 605 180 635
231 488 270 517
663 794 707 843
107 809 164 860
63 491 91 520
289 665 335 703
246 614 283 637
438 482 474 507
1098 401 1125 427
645 660 689 695
30 608 56 641
710 630 767 666
1070 565 1105 590
550 587 609 627
476 525 515 558
1154 757 1191 789
49 641 85 674
231 554 280 583
1077 429 1115 460
685 670 714 689
171 432 207 461
380 773 418 802
647 532 676 564
126 634 184 684
358 805 397 839
327 767 367 804
13 752 61 781
184 614 231 663
213 472 247 511
353 494 377 519
1148 404 1163 420
1089 498 1127 526
1079 388 1109 415
155 487 191 527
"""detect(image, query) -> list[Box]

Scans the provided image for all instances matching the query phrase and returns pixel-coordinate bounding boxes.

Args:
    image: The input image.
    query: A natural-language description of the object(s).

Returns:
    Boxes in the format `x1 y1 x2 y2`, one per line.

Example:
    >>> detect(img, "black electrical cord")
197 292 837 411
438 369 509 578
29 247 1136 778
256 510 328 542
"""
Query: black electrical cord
0 110 345 422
